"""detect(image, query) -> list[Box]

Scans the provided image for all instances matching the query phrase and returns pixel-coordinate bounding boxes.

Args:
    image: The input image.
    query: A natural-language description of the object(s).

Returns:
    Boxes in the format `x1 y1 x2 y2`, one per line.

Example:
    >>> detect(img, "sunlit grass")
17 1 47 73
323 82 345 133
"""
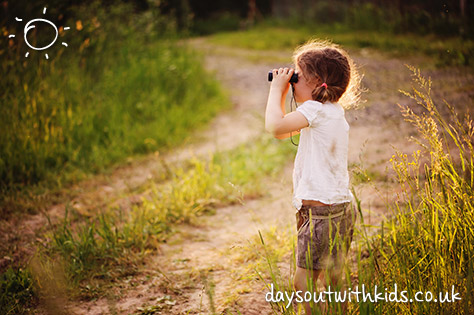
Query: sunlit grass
209 23 473 67
357 67 474 314
0 4 229 217
225 226 296 313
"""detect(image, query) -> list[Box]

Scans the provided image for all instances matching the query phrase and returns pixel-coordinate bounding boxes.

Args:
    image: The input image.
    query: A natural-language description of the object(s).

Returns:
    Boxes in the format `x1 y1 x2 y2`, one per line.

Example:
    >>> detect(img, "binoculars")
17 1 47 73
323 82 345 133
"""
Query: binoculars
268 71 298 83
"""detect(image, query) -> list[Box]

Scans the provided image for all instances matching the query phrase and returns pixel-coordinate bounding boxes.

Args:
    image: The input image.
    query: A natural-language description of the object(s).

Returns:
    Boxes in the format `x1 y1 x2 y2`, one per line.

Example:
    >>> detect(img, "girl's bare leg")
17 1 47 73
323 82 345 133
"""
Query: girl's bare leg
321 263 348 314
294 266 324 314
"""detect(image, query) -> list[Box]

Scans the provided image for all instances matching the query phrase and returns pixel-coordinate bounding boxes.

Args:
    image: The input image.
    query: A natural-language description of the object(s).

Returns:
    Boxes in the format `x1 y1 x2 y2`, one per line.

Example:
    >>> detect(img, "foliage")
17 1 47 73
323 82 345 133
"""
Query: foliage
355 67 474 314
288 0 473 38
0 2 228 201
209 23 474 67
0 267 37 315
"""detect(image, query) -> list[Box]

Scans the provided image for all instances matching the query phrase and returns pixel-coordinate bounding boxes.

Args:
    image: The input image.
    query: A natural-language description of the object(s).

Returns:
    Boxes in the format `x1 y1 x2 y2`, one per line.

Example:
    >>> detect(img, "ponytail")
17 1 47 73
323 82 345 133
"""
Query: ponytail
311 79 349 104
294 44 352 104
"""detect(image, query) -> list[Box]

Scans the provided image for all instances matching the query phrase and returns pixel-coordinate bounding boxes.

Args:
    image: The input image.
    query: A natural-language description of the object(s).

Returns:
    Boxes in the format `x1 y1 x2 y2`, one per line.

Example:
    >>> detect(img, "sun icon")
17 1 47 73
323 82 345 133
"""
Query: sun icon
8 7 69 60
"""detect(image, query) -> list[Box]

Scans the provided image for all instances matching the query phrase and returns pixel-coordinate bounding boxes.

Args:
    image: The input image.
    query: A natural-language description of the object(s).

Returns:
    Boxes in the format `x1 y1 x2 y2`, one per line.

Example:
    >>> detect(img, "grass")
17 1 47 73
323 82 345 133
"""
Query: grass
231 214 359 315
230 226 296 313
208 23 474 67
0 133 297 313
0 267 37 315
0 2 229 217
136 295 177 314
357 67 474 314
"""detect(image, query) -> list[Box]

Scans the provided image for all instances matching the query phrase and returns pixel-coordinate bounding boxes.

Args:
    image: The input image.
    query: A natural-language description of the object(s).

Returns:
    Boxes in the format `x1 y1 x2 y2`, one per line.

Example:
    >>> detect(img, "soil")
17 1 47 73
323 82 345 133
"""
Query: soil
2 37 473 314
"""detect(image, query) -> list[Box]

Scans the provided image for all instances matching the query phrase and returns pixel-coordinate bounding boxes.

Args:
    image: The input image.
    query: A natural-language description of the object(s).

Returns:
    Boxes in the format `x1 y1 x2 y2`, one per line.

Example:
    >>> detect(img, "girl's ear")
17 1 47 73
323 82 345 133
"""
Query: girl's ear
309 77 320 91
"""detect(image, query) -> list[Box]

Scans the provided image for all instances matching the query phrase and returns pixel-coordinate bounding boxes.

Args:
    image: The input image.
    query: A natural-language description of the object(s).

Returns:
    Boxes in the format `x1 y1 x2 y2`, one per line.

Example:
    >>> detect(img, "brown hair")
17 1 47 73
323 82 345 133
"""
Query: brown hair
293 39 363 108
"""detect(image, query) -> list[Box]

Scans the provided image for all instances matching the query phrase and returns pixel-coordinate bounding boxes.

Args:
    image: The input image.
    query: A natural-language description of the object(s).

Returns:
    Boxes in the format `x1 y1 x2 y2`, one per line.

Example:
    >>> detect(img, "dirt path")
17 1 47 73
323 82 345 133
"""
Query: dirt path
3 36 472 314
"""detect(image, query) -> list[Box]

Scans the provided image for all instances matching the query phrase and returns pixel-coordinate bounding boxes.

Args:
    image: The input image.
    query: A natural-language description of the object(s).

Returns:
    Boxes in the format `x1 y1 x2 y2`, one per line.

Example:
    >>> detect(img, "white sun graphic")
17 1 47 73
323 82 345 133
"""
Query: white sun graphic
8 7 69 60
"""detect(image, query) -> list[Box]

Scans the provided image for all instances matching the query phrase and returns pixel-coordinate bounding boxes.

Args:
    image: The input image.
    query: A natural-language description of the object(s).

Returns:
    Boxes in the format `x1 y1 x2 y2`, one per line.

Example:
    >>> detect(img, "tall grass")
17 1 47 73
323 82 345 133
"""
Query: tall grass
0 2 228 208
356 66 474 314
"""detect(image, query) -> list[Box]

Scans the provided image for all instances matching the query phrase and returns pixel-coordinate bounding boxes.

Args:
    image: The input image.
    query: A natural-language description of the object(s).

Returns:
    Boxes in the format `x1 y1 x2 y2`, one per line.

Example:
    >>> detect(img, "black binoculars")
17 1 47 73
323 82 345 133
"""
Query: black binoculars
268 71 298 83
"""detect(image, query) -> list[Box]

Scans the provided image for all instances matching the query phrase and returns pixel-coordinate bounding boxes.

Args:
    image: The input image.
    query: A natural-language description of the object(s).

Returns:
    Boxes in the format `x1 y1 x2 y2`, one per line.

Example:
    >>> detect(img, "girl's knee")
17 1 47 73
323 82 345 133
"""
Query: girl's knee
322 268 345 290
294 267 322 292
293 267 306 290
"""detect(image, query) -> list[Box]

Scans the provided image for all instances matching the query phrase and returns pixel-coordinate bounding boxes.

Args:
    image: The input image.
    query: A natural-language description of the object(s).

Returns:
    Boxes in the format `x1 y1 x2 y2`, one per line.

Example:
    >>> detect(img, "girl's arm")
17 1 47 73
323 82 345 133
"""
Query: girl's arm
274 89 301 139
265 68 308 138
274 128 301 139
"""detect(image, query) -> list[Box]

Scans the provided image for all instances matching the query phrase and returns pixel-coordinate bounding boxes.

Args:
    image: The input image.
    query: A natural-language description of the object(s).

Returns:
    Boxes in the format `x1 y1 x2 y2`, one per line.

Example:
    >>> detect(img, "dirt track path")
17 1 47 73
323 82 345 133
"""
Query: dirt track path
6 37 472 314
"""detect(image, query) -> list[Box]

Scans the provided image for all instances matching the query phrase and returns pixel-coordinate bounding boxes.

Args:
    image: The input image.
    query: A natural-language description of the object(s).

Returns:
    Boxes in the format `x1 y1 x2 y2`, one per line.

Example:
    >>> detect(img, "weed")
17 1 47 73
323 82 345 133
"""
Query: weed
0 267 37 315
357 67 474 314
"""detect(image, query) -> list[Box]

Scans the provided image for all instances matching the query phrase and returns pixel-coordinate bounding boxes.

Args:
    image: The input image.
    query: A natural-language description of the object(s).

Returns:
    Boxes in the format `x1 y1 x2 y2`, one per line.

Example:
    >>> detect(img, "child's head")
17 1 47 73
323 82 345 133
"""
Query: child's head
293 39 362 108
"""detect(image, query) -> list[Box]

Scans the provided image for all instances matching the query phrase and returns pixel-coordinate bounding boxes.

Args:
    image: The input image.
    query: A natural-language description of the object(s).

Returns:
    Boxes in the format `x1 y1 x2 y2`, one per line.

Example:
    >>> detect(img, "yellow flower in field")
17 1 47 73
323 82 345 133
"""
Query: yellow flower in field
76 20 83 31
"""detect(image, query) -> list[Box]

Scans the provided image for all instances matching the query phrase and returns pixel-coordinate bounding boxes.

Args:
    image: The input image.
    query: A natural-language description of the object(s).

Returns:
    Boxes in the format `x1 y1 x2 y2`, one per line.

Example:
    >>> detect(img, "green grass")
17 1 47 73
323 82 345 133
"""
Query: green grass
208 23 474 67
356 67 474 314
0 3 229 217
0 267 37 315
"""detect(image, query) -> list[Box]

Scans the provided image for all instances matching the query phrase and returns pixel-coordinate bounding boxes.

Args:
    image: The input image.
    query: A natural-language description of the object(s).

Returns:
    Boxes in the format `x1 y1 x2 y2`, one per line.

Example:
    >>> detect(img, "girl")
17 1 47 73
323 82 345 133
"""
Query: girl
265 40 361 314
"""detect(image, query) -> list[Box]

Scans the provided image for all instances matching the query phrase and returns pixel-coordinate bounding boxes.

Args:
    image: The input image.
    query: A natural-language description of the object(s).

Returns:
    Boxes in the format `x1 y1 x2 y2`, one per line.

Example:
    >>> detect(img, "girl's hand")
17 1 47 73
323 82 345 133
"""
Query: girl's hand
270 67 294 95
265 66 308 137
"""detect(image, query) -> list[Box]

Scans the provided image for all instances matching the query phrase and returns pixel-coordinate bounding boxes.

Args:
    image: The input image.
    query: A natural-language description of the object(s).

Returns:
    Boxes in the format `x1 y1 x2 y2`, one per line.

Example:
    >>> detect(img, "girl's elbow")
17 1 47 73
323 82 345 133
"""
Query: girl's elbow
265 120 287 137
265 123 277 135
266 127 281 138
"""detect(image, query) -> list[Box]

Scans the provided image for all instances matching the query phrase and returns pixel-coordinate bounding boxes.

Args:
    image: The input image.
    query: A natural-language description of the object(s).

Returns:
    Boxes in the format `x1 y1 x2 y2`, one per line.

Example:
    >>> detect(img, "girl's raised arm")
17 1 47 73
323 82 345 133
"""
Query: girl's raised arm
265 68 308 138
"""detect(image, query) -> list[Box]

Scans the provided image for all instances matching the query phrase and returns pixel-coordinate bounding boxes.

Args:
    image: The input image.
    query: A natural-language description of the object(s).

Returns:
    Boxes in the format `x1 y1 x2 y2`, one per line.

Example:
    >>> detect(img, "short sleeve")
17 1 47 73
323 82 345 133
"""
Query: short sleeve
296 100 322 127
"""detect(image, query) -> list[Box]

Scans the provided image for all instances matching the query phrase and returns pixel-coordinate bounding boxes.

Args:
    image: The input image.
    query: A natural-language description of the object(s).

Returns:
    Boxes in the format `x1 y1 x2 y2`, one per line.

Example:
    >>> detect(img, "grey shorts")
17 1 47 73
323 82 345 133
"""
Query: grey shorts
296 202 356 270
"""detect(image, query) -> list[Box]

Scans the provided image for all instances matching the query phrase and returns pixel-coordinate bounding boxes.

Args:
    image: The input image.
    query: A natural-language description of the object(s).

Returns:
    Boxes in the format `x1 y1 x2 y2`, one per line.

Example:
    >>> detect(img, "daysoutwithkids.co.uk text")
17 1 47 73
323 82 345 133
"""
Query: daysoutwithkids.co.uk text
265 284 462 308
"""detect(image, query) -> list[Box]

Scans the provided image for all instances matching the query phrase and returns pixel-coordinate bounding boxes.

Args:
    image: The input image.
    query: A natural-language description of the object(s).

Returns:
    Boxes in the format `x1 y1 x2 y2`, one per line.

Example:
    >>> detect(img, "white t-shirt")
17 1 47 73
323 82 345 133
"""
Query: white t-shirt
292 100 353 210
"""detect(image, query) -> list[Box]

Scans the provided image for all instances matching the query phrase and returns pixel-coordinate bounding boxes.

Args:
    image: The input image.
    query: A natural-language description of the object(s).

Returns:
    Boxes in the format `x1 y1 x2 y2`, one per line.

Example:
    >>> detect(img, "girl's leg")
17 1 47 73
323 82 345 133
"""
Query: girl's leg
321 265 348 314
294 266 324 314
321 202 355 314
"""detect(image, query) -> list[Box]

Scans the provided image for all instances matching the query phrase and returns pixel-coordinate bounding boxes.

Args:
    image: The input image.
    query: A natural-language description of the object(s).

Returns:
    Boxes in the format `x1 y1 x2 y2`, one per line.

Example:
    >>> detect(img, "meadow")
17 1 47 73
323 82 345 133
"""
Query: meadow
208 21 474 68
0 3 228 217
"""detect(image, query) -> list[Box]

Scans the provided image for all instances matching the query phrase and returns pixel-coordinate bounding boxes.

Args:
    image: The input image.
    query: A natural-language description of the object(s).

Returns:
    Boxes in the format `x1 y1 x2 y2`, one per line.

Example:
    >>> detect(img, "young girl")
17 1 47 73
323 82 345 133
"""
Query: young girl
265 40 361 314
